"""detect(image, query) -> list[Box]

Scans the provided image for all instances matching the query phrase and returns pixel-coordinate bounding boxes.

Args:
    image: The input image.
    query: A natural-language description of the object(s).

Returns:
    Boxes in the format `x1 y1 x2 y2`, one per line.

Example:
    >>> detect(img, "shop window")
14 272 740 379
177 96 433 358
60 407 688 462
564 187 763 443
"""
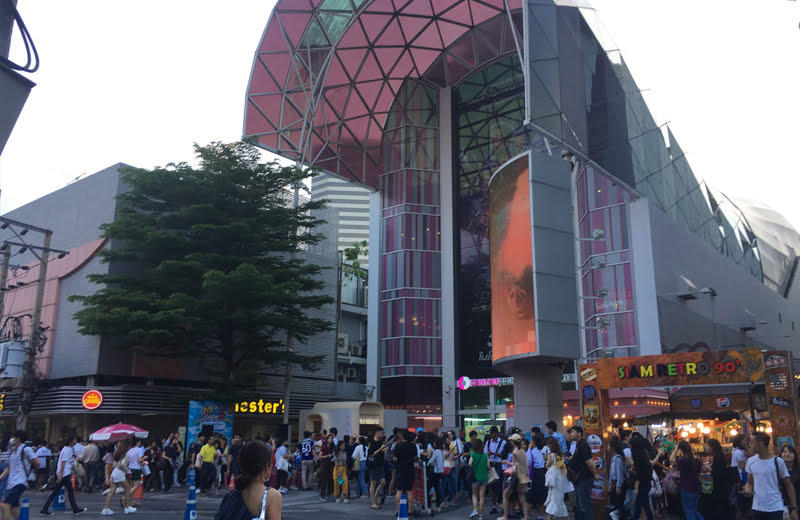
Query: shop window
496 385 514 405
459 386 490 410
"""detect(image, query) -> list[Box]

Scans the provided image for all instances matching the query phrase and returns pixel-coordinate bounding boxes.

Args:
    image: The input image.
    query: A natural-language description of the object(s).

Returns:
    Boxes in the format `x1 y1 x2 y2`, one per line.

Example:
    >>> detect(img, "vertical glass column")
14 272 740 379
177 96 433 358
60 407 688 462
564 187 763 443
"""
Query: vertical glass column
575 162 640 357
378 80 443 381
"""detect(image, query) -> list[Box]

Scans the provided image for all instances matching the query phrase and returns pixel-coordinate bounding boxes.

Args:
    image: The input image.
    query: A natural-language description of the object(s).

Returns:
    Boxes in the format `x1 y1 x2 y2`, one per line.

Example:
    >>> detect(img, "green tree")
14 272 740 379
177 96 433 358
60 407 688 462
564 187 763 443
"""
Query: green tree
69 141 333 397
342 240 368 280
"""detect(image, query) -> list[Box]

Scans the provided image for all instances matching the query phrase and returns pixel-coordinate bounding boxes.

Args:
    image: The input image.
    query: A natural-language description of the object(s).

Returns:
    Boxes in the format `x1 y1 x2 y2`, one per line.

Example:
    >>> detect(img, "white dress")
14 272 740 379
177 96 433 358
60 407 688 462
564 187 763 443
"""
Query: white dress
543 454 569 518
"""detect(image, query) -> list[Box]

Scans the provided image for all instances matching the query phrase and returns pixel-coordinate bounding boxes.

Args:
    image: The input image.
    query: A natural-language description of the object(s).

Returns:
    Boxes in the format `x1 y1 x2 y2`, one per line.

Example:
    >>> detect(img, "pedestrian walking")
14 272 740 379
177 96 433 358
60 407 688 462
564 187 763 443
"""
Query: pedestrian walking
469 437 490 520
101 439 136 515
498 433 531 520
783 445 800 510
393 431 417 516
352 436 368 498
695 439 732 520
275 439 290 494
198 436 218 495
670 440 704 520
544 436 569 519
607 438 626 519
80 439 101 493
367 427 388 510
744 432 799 520
0 429 40 520
566 426 595 520
527 434 547 520
332 441 350 502
486 426 507 515
630 436 654 520
318 435 335 501
298 431 315 491
214 441 283 520
429 438 445 513
40 435 87 516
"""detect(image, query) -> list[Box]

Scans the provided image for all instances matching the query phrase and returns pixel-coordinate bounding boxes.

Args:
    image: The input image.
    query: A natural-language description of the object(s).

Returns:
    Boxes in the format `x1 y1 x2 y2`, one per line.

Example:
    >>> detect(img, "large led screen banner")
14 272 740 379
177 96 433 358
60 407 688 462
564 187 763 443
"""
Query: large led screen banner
489 154 536 362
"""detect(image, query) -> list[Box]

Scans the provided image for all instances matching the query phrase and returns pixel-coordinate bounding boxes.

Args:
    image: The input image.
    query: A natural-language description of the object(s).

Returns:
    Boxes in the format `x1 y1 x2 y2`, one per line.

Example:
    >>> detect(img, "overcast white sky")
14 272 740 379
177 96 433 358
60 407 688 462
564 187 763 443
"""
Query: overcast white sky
1 0 799 229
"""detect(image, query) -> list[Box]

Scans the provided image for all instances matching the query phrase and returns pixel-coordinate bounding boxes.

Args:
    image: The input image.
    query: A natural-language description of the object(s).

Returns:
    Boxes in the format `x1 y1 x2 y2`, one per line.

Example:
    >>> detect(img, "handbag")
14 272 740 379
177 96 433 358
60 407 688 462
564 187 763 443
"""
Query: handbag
488 467 499 484
663 466 680 495
195 453 203 470
649 470 663 497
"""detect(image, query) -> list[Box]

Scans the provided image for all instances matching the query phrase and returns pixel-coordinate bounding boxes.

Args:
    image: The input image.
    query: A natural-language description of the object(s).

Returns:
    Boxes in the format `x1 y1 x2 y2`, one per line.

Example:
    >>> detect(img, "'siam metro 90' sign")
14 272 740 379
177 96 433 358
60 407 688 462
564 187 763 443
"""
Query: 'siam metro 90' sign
582 348 764 389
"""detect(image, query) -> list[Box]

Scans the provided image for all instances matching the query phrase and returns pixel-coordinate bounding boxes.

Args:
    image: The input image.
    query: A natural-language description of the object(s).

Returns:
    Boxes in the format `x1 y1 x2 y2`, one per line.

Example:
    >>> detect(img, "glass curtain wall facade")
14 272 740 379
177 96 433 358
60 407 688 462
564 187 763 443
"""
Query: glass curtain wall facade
378 79 443 409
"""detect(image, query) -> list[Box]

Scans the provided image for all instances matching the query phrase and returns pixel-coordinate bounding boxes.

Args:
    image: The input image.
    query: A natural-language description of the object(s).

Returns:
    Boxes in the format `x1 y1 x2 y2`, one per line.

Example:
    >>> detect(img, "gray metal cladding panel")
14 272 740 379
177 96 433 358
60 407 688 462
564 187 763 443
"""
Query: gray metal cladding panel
532 272 579 324
531 183 572 233
530 153 571 190
535 320 580 359
531 227 576 279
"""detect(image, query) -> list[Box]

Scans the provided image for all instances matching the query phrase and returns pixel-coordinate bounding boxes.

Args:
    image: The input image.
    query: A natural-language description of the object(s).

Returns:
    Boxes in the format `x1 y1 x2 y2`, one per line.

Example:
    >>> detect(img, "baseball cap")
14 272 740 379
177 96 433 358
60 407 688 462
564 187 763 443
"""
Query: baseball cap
510 433 522 442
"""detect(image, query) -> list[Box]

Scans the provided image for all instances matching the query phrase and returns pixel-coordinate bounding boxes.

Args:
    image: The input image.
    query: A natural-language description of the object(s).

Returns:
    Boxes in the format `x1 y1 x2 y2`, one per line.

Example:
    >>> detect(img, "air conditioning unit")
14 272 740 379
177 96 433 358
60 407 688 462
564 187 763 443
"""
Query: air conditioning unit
337 334 349 355
0 340 26 379
350 343 364 357
346 367 358 379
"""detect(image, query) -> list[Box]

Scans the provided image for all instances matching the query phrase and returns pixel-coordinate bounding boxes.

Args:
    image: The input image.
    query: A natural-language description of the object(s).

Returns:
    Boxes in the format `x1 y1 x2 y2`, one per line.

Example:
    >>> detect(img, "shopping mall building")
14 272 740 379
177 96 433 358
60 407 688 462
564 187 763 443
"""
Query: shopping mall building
244 0 800 432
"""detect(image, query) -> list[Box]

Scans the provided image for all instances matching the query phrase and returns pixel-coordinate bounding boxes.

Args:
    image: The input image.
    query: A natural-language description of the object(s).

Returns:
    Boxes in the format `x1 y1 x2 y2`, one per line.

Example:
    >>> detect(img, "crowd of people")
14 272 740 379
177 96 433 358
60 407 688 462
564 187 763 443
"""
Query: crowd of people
0 428 231 517
2 422 797 520
209 421 800 520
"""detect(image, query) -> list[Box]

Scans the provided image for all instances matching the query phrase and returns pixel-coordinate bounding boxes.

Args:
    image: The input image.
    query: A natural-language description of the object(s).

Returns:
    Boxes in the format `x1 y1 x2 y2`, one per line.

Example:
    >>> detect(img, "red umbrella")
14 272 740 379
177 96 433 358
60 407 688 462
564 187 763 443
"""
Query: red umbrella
89 423 149 442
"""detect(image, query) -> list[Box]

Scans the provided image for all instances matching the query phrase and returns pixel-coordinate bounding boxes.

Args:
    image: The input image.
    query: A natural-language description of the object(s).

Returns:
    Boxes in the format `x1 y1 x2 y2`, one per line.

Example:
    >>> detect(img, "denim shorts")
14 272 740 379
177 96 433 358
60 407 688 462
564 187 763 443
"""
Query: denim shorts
1 484 26 508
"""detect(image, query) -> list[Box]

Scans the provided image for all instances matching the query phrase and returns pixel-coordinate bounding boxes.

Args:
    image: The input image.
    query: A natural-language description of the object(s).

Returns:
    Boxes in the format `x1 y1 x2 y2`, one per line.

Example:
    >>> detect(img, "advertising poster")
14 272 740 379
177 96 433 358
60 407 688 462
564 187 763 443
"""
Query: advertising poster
762 351 800 452
188 401 234 443
489 155 536 362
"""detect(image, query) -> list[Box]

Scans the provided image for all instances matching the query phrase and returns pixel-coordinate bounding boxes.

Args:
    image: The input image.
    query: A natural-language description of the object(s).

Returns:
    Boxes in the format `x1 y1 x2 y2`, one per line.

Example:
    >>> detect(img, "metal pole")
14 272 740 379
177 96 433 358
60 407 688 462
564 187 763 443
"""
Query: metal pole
16 230 50 430
334 250 343 397
0 244 10 321
282 183 300 444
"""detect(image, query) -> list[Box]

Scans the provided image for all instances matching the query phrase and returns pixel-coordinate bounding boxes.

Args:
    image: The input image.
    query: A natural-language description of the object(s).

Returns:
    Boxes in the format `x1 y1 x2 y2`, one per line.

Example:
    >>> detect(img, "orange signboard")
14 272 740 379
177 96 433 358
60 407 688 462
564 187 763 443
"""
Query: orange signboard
490 155 536 362
583 348 765 389
82 389 103 410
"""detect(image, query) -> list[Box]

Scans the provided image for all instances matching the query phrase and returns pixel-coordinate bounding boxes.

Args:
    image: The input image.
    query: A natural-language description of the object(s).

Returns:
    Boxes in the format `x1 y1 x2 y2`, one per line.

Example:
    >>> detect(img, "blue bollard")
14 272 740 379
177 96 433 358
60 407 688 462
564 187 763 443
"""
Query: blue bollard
184 484 197 520
18 497 29 520
397 493 409 520
52 488 66 511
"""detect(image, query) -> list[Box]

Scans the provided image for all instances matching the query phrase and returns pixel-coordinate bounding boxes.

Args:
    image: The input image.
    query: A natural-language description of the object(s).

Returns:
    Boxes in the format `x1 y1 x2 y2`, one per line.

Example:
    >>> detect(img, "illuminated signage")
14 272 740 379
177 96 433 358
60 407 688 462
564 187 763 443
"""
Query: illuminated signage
359 417 381 425
234 399 285 414
618 359 742 380
457 376 513 390
82 390 103 410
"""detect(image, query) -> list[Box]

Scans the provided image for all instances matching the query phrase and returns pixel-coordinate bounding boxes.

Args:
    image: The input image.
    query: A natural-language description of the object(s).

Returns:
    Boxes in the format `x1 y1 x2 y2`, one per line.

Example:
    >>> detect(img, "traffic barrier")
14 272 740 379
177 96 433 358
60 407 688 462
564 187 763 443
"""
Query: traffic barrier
52 488 66 511
184 484 197 520
228 474 235 490
410 461 430 516
18 498 29 520
397 493 409 520
134 474 144 500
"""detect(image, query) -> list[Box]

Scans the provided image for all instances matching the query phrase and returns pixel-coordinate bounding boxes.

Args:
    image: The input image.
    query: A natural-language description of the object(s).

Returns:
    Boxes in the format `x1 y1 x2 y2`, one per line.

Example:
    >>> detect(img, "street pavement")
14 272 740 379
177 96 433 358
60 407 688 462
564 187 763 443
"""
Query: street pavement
22 486 480 519
23 487 688 519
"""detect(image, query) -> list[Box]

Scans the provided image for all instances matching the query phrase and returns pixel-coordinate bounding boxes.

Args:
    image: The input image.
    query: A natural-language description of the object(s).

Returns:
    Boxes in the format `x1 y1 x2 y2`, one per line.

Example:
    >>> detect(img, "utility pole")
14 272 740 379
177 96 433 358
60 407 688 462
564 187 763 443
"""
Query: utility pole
17 230 50 429
0 243 9 320
0 216 67 430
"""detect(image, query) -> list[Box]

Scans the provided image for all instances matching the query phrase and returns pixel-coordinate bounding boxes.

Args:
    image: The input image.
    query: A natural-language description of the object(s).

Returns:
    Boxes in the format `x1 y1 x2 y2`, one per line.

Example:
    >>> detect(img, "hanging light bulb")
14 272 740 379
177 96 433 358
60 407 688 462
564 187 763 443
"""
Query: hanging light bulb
730 429 738 437
766 427 773 434
681 431 689 438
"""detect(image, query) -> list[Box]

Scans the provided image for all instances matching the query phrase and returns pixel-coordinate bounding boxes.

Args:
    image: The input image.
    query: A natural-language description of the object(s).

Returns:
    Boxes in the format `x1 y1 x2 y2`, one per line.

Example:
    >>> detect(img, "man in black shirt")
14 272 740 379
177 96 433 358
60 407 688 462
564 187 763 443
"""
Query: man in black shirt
567 426 596 520
392 431 417 516
368 427 388 509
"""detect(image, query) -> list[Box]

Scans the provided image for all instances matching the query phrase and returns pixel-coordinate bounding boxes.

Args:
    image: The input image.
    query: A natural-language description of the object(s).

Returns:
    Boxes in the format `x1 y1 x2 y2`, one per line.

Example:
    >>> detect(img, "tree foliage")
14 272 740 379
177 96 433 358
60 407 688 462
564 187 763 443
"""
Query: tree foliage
69 141 333 396
342 240 368 280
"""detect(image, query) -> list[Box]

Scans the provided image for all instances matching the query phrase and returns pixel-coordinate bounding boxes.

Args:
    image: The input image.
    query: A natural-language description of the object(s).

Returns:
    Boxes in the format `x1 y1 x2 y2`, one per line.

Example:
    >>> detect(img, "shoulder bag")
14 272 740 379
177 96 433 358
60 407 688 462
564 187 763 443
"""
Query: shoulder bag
487 465 499 484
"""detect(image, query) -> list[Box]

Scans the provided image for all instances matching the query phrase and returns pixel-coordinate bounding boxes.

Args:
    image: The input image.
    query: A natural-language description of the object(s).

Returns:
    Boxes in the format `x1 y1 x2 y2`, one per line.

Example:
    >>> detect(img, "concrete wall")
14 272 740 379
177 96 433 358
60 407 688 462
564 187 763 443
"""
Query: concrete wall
3 163 126 262
646 198 800 354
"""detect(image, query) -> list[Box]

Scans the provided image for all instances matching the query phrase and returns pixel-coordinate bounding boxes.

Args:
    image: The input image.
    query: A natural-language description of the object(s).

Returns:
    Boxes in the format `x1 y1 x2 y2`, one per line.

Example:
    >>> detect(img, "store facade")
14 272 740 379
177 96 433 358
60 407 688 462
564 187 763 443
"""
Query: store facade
245 0 800 430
